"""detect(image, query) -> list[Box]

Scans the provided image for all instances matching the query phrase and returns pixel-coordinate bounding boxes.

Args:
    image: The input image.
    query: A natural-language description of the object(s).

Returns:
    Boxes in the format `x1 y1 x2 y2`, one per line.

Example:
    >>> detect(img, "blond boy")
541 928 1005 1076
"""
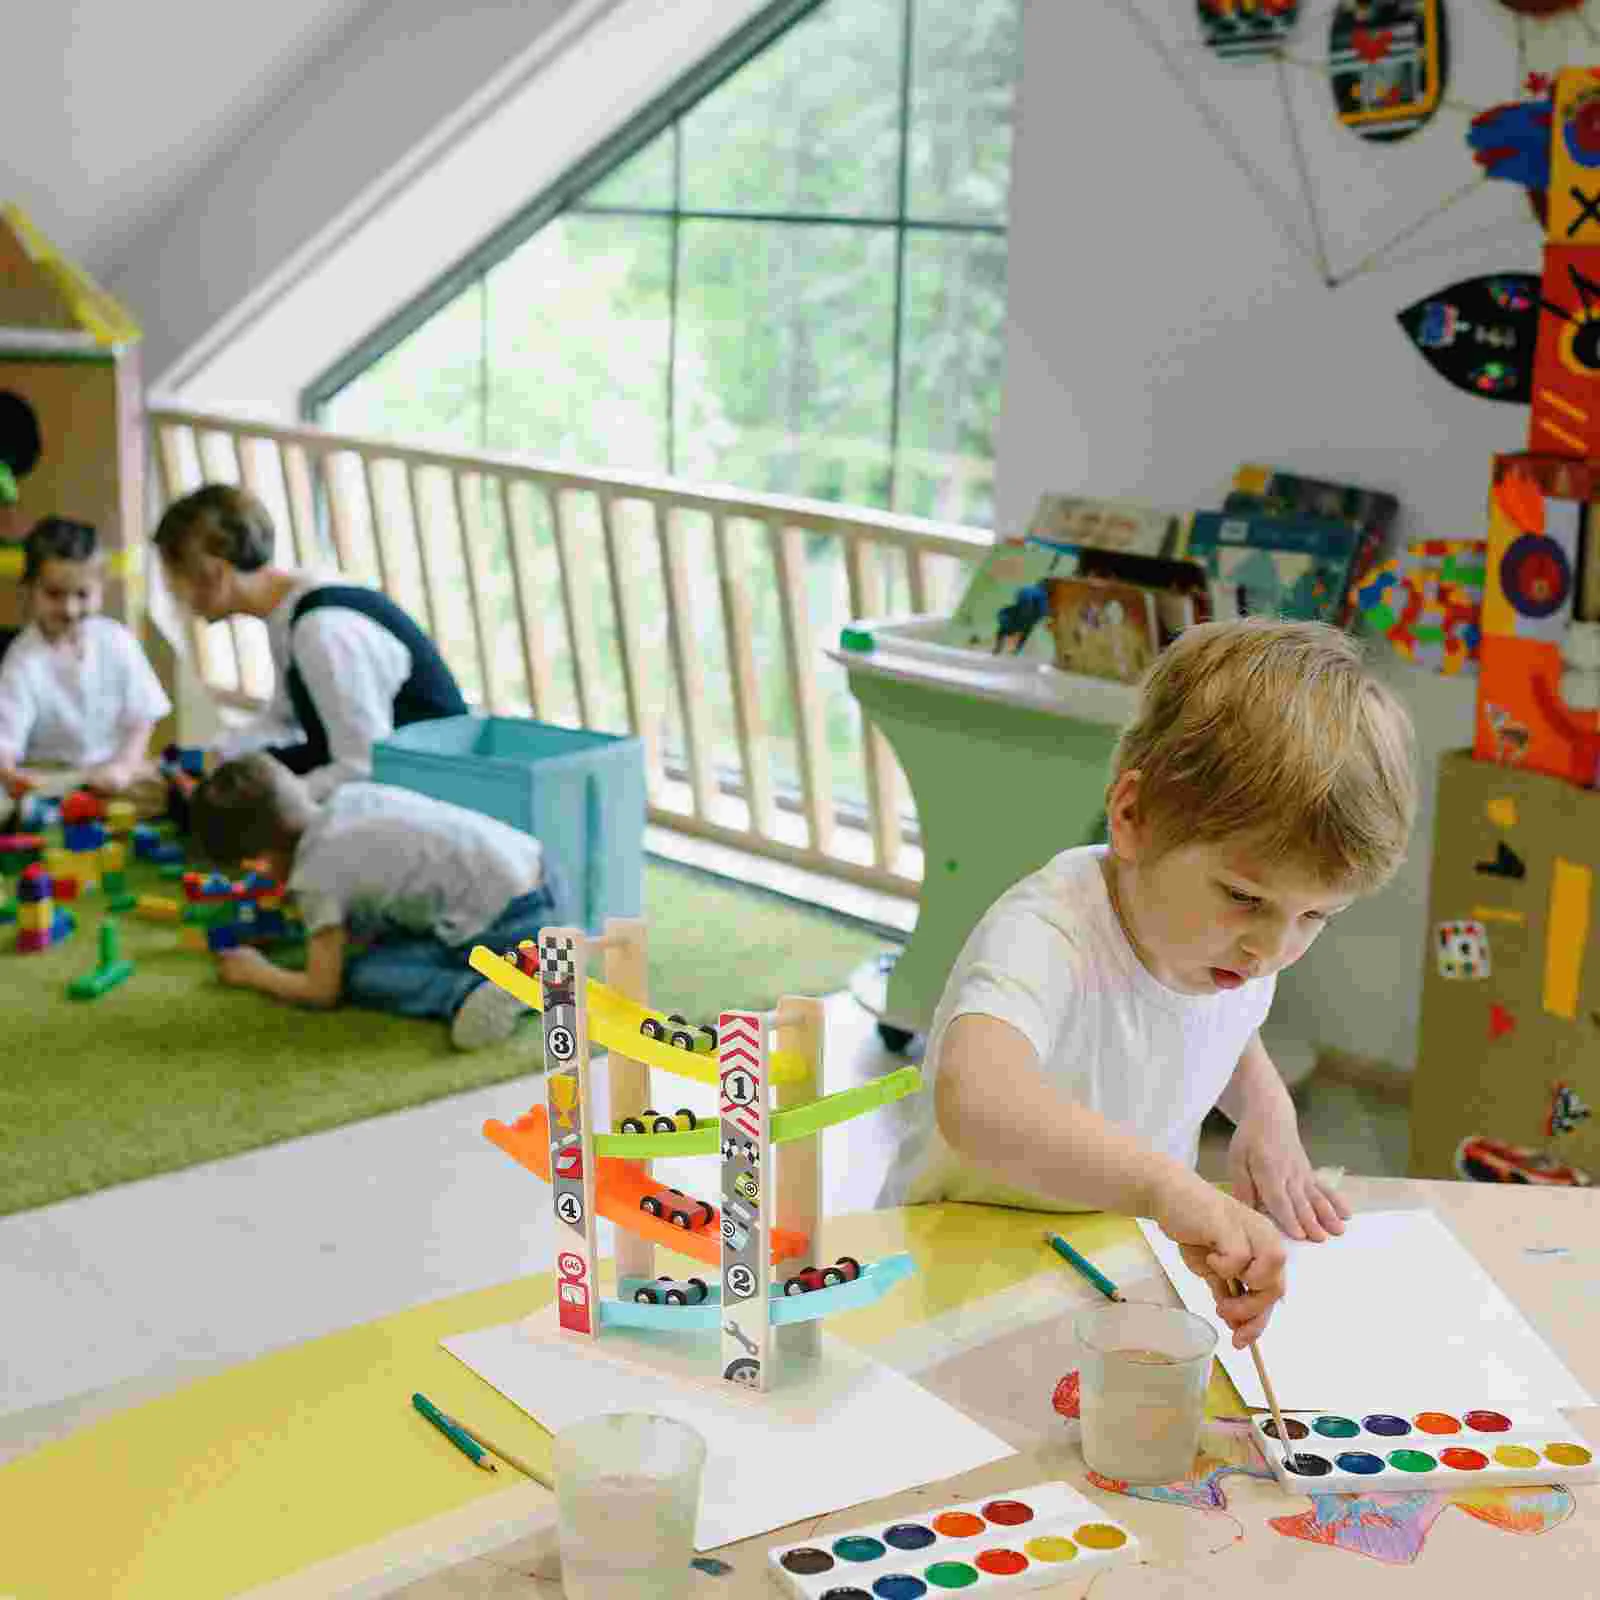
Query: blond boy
880 619 1418 1347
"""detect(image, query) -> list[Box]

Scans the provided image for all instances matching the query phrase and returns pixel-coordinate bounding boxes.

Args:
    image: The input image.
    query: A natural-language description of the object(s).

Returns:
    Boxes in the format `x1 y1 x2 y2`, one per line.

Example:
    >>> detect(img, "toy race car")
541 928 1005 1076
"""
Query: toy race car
631 1276 710 1306
638 1186 717 1230
499 939 540 979
617 1107 699 1135
1454 1135 1592 1187
782 1257 863 1296
638 1011 718 1052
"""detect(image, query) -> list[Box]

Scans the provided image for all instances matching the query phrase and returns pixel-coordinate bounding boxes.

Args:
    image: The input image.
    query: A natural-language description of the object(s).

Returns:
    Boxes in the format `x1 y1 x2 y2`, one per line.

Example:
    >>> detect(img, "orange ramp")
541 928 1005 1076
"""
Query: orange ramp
485 1104 809 1266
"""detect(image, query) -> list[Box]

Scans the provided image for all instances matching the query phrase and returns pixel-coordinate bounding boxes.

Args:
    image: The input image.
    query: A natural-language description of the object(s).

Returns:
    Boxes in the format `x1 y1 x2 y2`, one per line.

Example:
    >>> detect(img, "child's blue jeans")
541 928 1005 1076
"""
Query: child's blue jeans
341 877 561 1023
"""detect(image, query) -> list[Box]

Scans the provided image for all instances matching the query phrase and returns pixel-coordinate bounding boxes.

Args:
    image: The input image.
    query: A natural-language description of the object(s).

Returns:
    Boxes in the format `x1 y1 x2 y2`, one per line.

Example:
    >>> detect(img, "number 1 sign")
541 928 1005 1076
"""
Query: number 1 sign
541 929 598 1339
718 1010 770 1391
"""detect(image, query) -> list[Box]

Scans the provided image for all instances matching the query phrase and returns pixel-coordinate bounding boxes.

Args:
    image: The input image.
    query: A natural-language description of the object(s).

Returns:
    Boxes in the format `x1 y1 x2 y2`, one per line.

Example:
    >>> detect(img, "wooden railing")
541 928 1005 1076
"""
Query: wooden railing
145 405 993 898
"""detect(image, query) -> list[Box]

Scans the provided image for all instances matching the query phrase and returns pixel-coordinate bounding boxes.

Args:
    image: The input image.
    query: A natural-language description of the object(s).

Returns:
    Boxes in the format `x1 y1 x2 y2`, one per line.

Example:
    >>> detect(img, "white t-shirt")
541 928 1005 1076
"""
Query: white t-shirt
0 617 172 768
214 575 414 802
879 843 1276 1211
288 781 545 946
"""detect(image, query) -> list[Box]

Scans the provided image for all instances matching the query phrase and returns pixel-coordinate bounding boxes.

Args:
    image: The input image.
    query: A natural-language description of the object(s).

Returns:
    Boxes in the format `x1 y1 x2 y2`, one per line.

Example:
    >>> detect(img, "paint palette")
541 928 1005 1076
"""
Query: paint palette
767 1480 1138 1597
1254 1407 1599 1494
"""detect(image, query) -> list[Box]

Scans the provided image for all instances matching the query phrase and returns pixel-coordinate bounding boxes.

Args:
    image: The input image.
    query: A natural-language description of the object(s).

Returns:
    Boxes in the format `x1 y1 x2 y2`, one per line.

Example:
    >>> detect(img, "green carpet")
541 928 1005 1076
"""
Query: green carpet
0 855 897 1216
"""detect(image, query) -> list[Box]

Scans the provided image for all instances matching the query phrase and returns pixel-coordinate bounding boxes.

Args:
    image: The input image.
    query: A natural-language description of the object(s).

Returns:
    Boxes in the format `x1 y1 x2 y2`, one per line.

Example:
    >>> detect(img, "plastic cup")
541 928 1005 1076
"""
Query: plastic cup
1074 1302 1218 1484
554 1412 707 1600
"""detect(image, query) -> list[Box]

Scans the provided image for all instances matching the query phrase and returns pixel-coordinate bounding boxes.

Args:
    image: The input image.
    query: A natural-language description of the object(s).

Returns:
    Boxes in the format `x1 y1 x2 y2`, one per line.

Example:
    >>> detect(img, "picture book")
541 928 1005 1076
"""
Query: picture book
1027 495 1176 559
1182 513 1364 625
1044 577 1160 684
1074 547 1212 642
943 536 1082 659
1224 465 1401 626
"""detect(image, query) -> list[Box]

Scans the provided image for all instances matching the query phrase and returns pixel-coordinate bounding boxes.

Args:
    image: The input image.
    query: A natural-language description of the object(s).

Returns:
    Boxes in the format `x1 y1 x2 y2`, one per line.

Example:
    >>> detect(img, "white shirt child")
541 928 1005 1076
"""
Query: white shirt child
878 843 1276 1211
214 575 414 803
0 616 172 769
289 781 545 946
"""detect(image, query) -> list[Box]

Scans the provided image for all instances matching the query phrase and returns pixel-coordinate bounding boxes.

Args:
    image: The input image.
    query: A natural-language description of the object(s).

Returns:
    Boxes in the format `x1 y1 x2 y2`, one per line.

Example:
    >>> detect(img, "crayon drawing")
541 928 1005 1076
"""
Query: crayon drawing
1051 1369 1576 1565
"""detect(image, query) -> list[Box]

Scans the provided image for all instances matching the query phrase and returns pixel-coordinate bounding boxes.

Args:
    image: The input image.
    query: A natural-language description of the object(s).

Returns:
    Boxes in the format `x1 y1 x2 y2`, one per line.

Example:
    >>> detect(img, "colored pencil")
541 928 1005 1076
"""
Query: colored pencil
441 1410 555 1490
412 1392 497 1473
1044 1232 1123 1301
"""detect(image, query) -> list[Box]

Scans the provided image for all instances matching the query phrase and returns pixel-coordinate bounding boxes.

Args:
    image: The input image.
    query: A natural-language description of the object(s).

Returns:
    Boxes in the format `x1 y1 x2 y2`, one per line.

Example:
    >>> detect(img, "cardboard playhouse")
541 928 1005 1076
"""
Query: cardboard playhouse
0 202 146 644
1409 69 1600 1188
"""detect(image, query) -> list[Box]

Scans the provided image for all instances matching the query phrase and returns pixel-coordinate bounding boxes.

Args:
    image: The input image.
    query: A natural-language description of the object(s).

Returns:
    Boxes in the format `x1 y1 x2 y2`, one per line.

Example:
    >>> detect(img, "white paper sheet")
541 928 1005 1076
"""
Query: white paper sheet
443 1321 1016 1551
1136 1209 1593 1415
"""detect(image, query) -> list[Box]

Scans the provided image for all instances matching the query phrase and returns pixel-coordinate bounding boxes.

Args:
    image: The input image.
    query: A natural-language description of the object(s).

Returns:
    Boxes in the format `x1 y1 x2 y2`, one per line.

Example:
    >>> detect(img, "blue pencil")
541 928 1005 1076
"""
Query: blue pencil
1044 1232 1122 1301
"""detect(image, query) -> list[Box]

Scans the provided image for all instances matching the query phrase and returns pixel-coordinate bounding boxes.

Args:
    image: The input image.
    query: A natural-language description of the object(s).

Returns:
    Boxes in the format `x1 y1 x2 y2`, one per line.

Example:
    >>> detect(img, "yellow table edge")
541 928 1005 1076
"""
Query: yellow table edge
0 1207 1242 1598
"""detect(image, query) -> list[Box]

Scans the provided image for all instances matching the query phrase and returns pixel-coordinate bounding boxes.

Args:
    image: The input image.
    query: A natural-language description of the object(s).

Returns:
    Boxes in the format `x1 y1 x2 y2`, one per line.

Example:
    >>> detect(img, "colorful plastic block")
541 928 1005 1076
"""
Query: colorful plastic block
17 863 52 903
67 920 134 1000
60 789 102 826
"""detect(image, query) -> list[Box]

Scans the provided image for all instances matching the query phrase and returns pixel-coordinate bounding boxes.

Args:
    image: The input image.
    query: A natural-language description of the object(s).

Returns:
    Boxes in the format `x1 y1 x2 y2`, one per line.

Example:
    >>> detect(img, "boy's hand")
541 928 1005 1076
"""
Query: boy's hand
1227 1102 1351 1243
1 765 38 798
1150 1169 1288 1348
215 947 272 990
85 761 136 795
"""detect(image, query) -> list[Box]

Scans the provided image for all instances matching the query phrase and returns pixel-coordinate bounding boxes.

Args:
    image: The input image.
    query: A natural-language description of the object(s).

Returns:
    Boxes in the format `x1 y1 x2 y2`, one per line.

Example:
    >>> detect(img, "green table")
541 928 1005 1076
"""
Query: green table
831 621 1138 1050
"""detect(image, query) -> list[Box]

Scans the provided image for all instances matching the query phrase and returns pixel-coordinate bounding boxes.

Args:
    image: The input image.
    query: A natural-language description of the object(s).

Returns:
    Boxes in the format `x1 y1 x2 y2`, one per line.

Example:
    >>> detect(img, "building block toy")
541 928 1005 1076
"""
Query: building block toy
15 863 73 952
134 894 179 922
101 839 135 911
67 920 134 1000
103 799 135 837
59 789 102 827
472 920 922 1394
62 820 106 853
131 823 185 865
0 832 44 871
15 864 74 947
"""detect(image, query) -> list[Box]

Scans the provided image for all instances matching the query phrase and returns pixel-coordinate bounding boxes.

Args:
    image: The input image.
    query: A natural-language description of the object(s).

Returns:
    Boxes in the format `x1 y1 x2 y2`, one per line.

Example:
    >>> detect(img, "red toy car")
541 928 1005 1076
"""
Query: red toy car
781 1256 863 1296
638 1186 716 1230
1454 1135 1591 1187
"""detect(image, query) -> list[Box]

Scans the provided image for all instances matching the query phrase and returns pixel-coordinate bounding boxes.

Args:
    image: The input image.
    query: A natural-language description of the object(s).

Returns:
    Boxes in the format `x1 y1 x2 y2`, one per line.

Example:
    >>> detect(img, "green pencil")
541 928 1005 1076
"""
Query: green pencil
1044 1232 1122 1301
413 1391 498 1473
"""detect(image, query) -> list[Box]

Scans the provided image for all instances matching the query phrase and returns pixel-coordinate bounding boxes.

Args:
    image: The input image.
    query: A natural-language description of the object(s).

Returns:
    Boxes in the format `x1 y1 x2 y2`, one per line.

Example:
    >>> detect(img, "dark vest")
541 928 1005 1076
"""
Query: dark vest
269 585 467 776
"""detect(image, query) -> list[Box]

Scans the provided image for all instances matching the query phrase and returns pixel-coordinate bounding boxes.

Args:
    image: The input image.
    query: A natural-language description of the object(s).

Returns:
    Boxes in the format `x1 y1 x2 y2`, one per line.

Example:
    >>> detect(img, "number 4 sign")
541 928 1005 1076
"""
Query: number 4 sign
542 928 598 1340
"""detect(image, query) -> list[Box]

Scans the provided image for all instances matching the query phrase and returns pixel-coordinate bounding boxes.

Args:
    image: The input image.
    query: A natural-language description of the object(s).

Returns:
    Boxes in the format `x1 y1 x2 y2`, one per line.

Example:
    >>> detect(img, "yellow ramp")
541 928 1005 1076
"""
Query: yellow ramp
468 946 811 1086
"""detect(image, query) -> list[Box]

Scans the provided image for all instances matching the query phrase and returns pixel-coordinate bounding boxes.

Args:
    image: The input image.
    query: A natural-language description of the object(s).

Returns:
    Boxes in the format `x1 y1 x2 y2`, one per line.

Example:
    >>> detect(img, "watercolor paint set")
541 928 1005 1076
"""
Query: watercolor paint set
1255 1406 1598 1494
767 1480 1138 1598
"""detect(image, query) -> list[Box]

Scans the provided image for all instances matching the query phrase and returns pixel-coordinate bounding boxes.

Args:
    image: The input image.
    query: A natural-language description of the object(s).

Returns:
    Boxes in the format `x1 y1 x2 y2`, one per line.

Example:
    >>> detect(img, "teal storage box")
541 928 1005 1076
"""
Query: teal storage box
372 716 645 934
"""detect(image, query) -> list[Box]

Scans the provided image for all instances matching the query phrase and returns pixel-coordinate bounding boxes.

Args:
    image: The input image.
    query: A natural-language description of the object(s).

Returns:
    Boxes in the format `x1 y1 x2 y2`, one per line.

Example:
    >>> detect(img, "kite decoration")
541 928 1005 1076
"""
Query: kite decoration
1396 274 1541 403
1329 0 1451 143
1197 0 1300 61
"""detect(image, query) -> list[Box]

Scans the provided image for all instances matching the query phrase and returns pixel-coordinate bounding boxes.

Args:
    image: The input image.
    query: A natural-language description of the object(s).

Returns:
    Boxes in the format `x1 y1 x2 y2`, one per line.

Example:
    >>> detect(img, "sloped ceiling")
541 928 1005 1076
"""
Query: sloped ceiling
1 0 383 282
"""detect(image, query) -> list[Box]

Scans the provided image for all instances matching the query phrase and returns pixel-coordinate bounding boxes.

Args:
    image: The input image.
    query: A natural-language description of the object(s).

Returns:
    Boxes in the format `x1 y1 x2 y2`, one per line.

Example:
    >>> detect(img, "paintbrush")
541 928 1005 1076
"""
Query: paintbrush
1229 1278 1294 1474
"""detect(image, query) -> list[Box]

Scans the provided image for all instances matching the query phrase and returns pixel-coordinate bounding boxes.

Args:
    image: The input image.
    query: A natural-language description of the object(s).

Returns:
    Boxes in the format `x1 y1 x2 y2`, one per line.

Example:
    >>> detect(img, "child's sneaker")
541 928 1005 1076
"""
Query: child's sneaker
450 978 531 1052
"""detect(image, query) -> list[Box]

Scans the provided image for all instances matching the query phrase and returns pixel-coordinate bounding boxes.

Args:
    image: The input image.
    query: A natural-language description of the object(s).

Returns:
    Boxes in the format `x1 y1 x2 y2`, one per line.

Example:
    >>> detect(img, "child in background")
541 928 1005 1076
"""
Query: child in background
187 754 560 1049
0 517 171 818
153 484 467 803
881 618 1418 1348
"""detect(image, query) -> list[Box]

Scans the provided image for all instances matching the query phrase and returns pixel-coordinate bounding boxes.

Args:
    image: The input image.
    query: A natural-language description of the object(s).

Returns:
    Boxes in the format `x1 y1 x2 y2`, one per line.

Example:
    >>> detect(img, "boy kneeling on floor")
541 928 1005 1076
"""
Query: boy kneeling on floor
187 752 559 1050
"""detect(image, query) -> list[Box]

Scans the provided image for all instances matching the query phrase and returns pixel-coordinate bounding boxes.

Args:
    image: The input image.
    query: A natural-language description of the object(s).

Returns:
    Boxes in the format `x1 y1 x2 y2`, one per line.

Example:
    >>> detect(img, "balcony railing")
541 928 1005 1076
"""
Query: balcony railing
146 405 993 899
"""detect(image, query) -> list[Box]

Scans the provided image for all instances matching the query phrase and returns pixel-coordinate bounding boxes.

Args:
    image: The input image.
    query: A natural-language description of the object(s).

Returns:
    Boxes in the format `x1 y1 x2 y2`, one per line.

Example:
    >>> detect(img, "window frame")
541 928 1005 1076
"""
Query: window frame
301 0 1014 516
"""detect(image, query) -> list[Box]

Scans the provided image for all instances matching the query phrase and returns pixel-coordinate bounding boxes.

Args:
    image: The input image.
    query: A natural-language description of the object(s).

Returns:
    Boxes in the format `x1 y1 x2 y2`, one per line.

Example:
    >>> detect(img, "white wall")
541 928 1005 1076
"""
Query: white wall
994 0 1537 1070
141 0 771 410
